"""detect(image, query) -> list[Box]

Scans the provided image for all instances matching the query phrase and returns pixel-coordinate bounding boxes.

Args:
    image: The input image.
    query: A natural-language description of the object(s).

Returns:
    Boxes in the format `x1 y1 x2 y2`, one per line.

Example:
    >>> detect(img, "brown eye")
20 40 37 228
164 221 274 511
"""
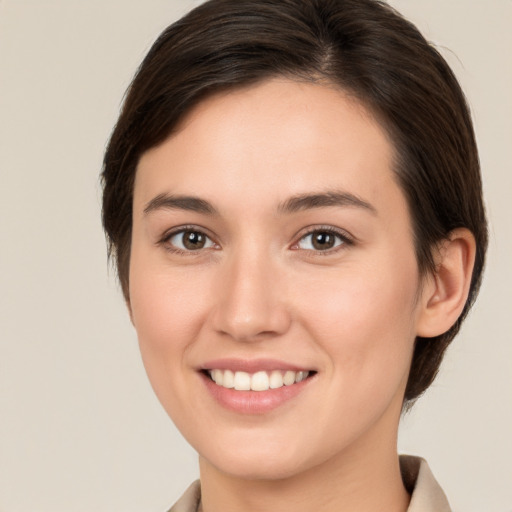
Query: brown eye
167 229 216 251
297 230 346 251
183 231 206 250
312 232 336 250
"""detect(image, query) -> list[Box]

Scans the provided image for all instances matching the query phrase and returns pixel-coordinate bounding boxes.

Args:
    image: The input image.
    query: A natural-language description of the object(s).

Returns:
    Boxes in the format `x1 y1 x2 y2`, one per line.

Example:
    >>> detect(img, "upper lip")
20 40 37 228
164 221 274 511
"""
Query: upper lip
200 358 314 373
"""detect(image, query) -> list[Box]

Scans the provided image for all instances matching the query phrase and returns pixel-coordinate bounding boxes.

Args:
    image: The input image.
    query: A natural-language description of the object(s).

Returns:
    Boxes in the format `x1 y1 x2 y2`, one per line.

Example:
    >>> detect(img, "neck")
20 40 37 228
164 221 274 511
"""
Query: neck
199 412 410 512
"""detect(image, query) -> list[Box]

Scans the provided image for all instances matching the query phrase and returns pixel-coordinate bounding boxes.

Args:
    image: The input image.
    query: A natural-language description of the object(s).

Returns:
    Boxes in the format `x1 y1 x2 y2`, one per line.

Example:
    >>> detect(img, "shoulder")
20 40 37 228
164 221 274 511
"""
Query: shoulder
400 455 452 512
167 481 201 512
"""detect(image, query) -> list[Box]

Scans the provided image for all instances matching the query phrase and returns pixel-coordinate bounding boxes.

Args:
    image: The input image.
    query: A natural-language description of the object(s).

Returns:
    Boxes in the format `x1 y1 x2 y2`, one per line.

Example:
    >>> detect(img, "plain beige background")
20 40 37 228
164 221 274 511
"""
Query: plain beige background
0 1 511 511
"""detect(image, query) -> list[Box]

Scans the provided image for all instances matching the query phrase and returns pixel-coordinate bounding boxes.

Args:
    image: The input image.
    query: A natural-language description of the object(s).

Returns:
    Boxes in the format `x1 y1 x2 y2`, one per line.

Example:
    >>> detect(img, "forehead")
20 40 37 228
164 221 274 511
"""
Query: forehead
134 78 403 220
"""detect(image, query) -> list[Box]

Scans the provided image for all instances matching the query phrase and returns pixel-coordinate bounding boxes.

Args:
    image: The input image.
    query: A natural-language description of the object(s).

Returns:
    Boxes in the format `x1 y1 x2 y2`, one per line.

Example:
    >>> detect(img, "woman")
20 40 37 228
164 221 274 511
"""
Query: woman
101 0 487 510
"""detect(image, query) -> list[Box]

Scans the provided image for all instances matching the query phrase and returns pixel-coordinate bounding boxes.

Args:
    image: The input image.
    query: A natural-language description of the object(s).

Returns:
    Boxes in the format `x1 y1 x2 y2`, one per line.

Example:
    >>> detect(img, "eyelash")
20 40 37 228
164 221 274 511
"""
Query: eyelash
159 225 219 256
293 225 354 255
158 225 354 256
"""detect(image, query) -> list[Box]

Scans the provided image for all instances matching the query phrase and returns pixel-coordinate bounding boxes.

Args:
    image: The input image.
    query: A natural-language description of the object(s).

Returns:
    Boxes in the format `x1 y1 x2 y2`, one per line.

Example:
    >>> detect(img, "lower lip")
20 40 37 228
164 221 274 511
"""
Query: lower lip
200 372 313 414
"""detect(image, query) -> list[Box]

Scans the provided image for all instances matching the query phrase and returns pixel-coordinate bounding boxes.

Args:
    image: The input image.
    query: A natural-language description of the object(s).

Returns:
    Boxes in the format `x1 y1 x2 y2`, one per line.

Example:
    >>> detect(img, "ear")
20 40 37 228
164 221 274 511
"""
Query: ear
416 228 476 338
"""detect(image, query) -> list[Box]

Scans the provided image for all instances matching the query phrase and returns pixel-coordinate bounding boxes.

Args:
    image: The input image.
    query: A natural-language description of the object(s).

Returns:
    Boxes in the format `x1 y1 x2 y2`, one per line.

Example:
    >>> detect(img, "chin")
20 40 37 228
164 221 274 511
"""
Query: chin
208 455 308 481
198 434 323 481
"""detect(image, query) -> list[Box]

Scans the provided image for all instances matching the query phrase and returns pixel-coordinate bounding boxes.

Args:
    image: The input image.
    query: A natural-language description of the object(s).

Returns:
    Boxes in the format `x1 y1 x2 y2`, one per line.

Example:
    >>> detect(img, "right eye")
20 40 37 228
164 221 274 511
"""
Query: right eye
296 229 347 251
165 229 217 252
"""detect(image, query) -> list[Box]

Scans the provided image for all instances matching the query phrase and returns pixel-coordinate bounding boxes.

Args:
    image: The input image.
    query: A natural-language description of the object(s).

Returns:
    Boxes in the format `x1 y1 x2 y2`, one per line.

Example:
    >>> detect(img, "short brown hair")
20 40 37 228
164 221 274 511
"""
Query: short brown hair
102 0 487 404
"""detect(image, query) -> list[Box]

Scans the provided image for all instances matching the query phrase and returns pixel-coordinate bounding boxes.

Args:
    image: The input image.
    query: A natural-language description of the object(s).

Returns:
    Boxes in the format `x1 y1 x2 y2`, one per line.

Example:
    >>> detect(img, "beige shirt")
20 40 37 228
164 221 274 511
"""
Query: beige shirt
168 455 451 512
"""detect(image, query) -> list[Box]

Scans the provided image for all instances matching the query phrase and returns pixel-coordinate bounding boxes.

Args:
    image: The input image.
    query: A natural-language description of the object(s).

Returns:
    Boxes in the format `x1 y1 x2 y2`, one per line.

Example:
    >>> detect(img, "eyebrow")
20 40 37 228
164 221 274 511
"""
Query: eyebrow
143 193 218 216
277 191 377 215
143 190 377 217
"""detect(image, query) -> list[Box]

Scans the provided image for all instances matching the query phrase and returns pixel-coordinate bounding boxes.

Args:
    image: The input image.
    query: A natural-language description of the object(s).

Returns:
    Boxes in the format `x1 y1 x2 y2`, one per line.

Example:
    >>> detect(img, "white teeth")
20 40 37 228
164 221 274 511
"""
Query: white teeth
269 370 284 389
296 371 306 383
233 371 251 391
208 369 311 391
283 370 296 386
223 369 235 388
251 371 269 391
212 369 223 386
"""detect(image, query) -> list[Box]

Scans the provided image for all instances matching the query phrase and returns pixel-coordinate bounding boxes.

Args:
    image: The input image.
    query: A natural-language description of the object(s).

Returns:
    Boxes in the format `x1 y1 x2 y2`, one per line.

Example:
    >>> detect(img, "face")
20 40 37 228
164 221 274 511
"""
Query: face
130 79 427 480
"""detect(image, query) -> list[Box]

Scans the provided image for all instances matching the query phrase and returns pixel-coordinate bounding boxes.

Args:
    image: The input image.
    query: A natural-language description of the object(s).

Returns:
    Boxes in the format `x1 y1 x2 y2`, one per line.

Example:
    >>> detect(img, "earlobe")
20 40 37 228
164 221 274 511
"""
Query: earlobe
416 228 476 338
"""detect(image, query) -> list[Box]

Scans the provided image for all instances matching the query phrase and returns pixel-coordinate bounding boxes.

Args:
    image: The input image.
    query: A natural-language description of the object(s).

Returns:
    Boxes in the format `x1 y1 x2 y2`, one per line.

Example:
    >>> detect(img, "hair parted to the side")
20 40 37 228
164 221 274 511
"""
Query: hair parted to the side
101 0 487 405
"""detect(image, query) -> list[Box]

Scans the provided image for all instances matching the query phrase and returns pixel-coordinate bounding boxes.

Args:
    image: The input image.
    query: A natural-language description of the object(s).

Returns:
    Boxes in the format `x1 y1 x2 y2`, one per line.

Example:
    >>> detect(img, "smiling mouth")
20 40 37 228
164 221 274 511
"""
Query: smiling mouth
204 369 315 391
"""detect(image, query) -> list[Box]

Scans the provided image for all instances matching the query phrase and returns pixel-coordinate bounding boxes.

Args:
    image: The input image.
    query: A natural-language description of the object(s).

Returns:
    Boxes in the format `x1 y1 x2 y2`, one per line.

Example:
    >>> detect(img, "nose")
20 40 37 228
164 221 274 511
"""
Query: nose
210 248 292 342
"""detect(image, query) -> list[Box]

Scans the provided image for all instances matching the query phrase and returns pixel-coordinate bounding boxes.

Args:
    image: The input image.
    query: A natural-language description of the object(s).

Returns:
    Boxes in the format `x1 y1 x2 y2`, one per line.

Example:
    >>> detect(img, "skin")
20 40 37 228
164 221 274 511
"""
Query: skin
129 79 475 512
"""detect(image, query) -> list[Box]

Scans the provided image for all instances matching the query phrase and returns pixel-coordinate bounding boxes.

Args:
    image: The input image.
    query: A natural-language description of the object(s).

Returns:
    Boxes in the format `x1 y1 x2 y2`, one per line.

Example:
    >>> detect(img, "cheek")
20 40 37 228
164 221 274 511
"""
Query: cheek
128 254 209 395
130 245 209 339
128 265 218 443
293 257 419 396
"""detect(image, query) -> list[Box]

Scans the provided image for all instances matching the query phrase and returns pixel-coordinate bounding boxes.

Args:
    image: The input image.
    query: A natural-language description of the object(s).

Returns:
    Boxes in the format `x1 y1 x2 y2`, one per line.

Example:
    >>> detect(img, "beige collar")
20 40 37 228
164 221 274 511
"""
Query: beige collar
400 455 452 511
169 455 451 512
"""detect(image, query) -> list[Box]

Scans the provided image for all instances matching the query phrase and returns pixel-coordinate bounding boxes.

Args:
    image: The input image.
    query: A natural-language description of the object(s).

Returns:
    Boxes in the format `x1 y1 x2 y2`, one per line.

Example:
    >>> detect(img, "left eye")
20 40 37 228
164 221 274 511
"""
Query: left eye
167 229 216 251
296 230 346 251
